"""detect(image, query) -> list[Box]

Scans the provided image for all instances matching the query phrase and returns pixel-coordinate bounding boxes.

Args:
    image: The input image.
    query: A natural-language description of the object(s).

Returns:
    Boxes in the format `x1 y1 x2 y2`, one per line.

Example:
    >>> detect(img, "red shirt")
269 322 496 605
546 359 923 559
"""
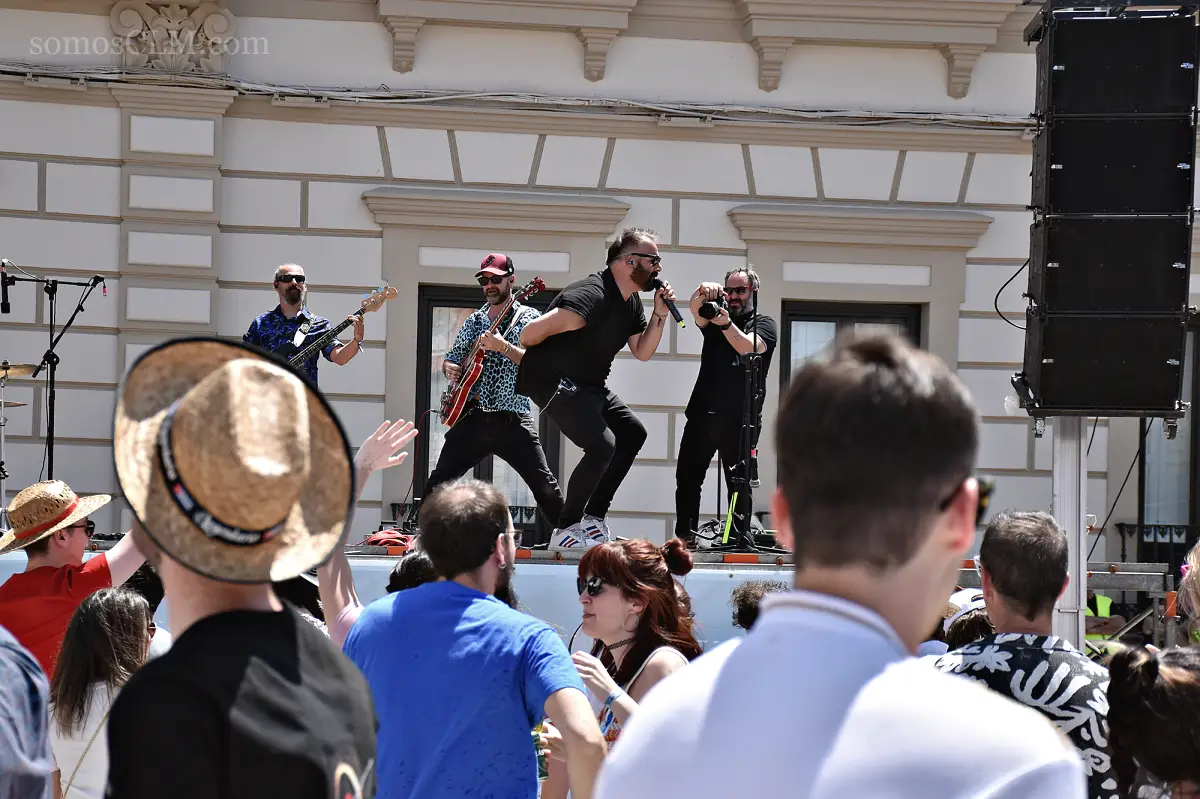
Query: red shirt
0 554 112 679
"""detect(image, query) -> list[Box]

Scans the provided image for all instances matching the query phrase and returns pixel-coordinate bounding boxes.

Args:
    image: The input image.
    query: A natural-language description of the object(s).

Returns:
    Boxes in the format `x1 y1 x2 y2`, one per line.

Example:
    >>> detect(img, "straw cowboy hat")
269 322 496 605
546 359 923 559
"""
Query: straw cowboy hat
0 481 111 555
114 337 354 584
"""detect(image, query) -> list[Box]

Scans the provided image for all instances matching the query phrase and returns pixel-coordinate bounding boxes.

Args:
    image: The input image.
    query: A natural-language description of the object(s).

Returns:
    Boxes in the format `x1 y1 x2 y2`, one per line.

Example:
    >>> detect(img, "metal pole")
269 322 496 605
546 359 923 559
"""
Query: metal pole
1052 416 1088 647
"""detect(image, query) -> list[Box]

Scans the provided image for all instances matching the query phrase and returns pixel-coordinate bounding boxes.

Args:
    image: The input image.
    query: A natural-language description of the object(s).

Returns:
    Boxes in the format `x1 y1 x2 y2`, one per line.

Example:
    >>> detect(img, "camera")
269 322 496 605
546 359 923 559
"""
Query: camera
697 297 726 320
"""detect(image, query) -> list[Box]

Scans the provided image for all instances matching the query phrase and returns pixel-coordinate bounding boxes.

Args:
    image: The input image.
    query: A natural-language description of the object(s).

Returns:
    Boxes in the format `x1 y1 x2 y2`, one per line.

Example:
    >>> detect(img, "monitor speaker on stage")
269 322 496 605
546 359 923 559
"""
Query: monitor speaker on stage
1016 5 1200 421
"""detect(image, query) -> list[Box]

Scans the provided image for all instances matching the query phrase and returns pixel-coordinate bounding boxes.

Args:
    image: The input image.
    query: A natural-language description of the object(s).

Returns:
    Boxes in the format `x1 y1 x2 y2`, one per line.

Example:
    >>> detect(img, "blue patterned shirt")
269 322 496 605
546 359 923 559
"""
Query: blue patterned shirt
445 303 540 414
243 306 338 385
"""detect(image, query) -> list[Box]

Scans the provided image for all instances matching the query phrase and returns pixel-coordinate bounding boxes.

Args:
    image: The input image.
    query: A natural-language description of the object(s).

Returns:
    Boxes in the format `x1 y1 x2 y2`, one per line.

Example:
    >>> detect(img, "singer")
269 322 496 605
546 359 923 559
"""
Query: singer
517 228 675 551
675 268 777 547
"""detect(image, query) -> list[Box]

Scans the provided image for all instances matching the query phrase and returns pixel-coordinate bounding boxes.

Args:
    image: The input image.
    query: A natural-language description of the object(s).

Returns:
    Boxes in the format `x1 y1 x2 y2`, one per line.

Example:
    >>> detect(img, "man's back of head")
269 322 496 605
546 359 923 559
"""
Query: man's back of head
978 511 1068 630
776 332 979 572
418 478 512 583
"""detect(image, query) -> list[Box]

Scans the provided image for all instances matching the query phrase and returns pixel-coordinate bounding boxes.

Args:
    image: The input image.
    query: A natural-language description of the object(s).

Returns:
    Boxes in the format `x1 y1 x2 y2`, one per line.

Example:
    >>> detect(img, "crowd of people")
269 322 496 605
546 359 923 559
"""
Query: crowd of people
0 260 1199 798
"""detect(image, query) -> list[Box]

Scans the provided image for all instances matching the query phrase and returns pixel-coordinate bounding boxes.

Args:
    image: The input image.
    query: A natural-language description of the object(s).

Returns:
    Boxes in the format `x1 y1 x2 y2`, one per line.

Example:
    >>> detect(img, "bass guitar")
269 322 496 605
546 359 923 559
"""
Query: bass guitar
287 285 397 368
439 276 545 428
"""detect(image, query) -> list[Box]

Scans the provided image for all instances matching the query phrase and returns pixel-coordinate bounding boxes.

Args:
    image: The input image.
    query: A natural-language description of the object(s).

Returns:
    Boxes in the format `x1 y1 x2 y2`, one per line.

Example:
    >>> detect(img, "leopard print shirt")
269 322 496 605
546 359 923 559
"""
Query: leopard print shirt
445 303 541 414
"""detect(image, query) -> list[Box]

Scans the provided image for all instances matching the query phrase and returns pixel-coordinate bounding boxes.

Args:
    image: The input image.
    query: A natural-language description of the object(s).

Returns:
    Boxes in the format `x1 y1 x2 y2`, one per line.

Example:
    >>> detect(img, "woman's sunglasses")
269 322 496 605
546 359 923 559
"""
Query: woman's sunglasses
577 576 609 597
276 274 306 284
477 275 508 286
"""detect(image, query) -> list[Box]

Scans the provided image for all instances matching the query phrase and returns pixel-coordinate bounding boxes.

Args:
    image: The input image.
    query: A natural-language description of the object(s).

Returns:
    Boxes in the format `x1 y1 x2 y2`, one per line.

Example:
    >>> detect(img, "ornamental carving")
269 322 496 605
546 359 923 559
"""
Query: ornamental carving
109 2 236 73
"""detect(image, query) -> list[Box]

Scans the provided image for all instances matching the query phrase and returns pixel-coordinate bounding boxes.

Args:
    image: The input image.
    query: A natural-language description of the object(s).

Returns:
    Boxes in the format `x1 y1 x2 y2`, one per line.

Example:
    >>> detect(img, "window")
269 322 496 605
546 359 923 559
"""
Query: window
779 301 922 383
1141 330 1197 526
414 285 561 540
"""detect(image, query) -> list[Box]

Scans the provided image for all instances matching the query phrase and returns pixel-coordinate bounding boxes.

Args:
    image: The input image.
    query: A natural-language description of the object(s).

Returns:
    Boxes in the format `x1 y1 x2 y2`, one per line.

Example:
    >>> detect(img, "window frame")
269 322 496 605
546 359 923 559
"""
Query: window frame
413 284 562 537
779 300 923 385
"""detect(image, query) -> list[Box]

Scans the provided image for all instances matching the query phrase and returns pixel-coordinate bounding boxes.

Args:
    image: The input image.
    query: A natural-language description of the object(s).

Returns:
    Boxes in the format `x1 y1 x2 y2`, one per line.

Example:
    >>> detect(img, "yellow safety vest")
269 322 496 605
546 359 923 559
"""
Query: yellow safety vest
1085 593 1113 641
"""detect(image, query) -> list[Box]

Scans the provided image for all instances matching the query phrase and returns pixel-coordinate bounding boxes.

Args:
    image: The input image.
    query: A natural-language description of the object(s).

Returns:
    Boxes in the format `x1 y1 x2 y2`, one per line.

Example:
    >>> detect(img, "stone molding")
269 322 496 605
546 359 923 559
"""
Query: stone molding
109 1 237 74
728 203 993 250
363 186 630 235
376 0 638 81
735 0 1024 95
109 83 238 116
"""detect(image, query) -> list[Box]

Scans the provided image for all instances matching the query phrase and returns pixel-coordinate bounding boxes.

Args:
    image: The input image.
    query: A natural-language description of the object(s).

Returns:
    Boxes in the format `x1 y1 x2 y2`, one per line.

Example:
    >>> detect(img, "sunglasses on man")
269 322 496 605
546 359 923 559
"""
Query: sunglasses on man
724 286 751 296
628 253 662 267
477 274 509 286
67 520 96 538
577 576 610 597
276 274 306 284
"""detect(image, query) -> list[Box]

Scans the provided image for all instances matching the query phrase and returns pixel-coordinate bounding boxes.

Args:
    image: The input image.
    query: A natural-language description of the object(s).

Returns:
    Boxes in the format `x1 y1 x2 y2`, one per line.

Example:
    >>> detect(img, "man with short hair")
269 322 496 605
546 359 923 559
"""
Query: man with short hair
676 267 778 547
345 479 607 799
518 228 675 551
597 333 1086 799
243 263 365 385
0 481 144 678
935 511 1115 799
105 337 377 799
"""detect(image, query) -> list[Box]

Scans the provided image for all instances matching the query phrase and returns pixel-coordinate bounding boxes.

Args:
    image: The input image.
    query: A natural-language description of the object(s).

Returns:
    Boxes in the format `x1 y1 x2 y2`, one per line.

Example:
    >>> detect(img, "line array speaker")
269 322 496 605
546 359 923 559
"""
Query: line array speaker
1016 5 1200 419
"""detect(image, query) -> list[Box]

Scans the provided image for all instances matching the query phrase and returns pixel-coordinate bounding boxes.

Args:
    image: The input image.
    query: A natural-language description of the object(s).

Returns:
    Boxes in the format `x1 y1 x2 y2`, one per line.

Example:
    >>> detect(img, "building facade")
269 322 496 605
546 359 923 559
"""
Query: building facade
0 0 1161 554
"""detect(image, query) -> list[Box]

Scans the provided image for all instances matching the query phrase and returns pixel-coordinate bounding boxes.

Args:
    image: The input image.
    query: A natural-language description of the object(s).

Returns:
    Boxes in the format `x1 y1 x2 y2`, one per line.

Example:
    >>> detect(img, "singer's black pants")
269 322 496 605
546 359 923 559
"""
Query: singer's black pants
674 411 753 541
425 407 564 530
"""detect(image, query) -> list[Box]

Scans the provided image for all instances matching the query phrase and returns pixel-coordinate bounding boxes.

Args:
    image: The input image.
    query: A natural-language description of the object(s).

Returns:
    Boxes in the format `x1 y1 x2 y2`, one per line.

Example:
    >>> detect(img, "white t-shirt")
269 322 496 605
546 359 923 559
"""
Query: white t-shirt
596 590 1087 799
51 683 117 799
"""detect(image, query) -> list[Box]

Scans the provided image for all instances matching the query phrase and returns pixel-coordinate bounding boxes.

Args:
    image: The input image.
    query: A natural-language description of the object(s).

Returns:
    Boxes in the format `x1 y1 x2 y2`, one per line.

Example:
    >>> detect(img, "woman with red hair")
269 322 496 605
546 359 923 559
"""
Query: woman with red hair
541 538 702 797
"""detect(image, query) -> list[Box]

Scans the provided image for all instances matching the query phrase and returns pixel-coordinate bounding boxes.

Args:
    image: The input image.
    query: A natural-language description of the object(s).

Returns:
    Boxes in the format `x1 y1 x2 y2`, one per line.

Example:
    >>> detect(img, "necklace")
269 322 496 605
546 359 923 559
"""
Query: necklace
604 636 635 653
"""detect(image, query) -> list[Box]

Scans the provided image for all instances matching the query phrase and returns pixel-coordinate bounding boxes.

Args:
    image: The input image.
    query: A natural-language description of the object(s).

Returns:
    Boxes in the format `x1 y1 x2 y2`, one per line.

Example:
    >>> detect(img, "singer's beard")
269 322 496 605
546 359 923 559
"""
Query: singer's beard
632 265 657 291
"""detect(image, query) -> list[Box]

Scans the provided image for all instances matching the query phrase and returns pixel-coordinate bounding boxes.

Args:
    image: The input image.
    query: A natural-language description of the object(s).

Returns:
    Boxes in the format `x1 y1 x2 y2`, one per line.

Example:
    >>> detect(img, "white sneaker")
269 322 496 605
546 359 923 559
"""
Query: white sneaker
549 518 608 552
581 514 610 543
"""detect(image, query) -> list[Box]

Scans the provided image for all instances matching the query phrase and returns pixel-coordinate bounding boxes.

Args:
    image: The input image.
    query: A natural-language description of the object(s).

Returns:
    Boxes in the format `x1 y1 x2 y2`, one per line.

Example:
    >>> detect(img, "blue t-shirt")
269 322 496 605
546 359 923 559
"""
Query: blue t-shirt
344 581 585 799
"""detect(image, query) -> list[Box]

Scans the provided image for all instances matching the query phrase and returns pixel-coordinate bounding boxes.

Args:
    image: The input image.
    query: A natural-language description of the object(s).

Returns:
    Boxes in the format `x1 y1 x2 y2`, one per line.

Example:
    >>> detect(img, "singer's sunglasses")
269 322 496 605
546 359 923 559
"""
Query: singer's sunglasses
577 576 612 597
276 274 306 284
477 274 509 286
629 253 662 267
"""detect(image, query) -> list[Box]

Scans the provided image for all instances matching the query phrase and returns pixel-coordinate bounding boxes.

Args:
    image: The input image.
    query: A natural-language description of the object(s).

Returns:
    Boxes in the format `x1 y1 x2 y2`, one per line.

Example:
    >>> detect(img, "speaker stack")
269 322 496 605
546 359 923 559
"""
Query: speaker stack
1014 3 1200 435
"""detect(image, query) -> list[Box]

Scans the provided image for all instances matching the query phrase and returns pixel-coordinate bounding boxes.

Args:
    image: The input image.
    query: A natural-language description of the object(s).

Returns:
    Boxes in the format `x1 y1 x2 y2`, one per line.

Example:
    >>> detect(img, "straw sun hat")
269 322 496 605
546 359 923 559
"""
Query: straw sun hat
0 480 112 555
114 338 354 584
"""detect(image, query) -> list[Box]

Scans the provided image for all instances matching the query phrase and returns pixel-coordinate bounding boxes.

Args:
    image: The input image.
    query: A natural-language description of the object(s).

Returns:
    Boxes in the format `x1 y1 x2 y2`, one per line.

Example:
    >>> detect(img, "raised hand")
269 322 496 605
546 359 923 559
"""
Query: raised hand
354 419 419 477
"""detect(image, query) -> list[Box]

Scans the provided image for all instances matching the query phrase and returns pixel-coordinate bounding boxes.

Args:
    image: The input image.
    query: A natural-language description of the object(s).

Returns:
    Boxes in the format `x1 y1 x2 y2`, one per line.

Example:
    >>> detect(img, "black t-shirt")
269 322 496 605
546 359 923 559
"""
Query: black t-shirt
517 267 648 393
105 605 377 799
685 313 778 419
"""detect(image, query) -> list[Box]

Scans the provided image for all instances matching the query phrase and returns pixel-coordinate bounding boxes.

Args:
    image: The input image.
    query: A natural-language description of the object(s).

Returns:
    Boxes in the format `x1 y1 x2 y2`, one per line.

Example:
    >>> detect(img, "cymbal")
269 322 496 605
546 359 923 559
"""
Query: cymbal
0 363 37 379
0 401 27 409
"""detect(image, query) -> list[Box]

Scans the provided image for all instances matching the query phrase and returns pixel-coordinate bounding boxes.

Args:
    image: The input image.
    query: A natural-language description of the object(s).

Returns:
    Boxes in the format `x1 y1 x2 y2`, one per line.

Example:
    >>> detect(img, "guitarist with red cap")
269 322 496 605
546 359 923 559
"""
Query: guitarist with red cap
431 254 563 535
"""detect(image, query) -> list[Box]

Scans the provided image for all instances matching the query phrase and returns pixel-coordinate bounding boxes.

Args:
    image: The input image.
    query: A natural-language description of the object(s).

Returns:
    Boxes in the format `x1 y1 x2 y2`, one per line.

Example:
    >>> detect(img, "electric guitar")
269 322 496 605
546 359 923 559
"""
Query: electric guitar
287 285 397 368
439 277 545 428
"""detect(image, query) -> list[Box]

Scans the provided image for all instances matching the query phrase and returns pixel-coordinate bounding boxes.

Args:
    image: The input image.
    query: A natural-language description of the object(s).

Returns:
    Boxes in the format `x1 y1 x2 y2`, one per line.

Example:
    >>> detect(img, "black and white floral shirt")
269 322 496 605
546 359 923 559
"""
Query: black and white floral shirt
934 633 1115 799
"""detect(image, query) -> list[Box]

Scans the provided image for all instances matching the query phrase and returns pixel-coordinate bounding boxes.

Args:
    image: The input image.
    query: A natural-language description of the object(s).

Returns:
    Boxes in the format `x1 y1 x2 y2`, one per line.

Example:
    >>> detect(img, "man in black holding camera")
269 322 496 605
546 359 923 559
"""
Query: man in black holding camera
675 267 777 548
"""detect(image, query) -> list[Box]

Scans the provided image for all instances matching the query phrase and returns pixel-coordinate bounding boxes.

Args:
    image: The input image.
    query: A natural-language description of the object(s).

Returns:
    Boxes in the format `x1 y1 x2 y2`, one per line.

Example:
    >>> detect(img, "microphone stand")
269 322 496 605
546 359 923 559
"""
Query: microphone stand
4 271 104 480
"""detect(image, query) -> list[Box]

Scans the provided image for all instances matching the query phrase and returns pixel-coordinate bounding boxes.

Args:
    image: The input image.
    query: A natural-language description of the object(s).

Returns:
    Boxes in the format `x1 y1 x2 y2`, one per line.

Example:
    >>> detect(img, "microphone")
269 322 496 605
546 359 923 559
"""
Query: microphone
650 277 684 328
1 259 11 315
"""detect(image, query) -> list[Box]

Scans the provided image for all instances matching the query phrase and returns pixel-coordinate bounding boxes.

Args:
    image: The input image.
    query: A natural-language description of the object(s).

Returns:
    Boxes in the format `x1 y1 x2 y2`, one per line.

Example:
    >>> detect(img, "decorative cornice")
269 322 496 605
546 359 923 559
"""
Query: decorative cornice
109 83 238 115
728 203 993 250
363 186 630 235
109 1 237 74
0 78 1033 153
376 0 638 80
735 0 1024 96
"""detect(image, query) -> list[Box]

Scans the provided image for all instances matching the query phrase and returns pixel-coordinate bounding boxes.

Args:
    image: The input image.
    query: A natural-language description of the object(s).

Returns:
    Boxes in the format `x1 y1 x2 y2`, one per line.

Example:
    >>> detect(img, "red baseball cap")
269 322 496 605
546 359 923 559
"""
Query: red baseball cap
476 253 514 277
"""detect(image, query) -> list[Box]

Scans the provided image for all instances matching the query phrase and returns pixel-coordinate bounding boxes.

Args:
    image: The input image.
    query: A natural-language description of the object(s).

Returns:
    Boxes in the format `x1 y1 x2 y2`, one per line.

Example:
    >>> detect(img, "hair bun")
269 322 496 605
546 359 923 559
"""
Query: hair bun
1110 645 1160 696
660 538 694 577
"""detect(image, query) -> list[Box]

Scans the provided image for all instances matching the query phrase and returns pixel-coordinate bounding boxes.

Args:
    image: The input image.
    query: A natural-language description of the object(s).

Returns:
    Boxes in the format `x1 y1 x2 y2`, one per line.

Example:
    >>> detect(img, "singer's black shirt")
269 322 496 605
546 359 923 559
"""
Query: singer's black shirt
685 312 777 420
518 267 647 393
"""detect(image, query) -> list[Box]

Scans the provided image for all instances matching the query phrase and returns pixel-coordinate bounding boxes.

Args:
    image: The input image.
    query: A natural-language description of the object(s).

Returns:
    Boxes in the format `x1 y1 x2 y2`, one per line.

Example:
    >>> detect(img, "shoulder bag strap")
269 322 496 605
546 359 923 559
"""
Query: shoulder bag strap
63 704 113 798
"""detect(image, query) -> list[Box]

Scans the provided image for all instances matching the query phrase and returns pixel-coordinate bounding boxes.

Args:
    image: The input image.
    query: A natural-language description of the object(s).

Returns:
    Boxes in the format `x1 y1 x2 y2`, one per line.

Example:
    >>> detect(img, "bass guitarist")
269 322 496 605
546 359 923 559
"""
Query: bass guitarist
430 254 564 530
242 263 365 386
